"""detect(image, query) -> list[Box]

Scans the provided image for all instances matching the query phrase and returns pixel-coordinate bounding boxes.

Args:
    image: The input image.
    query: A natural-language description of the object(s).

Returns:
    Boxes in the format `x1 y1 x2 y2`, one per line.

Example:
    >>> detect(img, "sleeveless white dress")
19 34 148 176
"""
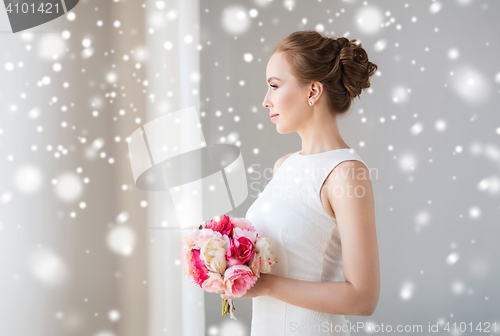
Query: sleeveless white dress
246 148 367 336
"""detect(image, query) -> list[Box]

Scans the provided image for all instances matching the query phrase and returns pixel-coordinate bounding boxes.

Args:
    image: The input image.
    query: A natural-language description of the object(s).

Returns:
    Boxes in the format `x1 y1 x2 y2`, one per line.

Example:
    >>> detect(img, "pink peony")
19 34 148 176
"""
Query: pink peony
205 215 233 237
202 272 226 294
226 236 255 267
181 248 193 277
190 229 221 249
230 217 253 228
190 249 209 287
223 265 258 298
249 253 262 278
233 226 258 244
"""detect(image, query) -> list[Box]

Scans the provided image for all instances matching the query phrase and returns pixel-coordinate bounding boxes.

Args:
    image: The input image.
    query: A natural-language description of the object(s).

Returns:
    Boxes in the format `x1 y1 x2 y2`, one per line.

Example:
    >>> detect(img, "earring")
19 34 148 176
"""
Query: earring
309 101 312 106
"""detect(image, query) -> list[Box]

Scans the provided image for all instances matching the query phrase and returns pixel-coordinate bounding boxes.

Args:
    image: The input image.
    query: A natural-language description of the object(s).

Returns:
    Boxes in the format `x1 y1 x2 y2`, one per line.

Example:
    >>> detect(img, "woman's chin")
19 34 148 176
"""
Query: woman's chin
273 119 293 134
275 125 292 134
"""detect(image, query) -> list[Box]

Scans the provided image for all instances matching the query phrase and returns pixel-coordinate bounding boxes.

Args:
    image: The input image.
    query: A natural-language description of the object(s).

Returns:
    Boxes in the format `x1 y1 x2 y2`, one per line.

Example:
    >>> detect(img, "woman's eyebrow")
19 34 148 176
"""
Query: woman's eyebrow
267 77 281 83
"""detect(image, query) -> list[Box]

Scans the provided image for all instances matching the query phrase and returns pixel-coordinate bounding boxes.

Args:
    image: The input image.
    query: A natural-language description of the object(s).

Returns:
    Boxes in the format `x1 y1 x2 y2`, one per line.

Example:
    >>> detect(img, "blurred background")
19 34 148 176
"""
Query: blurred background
1 0 499 335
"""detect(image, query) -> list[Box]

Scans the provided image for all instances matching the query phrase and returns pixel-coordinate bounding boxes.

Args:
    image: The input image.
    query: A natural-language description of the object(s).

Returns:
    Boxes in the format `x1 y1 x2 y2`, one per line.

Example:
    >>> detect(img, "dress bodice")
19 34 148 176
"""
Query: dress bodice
246 148 367 335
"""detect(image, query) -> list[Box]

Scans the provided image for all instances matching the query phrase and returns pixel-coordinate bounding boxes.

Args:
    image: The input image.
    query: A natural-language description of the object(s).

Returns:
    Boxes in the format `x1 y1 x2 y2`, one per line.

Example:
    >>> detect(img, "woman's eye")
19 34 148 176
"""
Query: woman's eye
270 85 278 89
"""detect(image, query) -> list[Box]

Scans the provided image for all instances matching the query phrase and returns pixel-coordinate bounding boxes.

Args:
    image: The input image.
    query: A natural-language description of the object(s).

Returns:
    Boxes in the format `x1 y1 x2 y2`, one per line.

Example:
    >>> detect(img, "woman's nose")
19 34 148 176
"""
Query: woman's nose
262 98 272 108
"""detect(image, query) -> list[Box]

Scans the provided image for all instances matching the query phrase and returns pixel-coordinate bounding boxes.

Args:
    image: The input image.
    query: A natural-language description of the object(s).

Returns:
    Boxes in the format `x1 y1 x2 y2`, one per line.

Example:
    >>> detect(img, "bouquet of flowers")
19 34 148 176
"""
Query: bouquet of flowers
181 214 277 320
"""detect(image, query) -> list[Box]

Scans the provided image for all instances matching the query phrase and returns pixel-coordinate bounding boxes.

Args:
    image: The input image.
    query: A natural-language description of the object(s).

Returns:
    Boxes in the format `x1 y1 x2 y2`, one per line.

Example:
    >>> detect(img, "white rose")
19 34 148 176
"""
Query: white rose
200 237 227 275
255 237 276 273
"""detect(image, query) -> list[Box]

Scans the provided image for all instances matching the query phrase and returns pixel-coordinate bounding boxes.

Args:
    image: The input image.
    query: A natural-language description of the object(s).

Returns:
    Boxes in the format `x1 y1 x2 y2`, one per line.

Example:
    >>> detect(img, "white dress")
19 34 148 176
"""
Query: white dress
246 148 367 336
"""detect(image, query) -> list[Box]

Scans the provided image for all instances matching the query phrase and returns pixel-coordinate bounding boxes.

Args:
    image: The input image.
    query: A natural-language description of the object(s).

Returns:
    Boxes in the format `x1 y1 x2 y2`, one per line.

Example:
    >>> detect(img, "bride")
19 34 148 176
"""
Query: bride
222 30 380 335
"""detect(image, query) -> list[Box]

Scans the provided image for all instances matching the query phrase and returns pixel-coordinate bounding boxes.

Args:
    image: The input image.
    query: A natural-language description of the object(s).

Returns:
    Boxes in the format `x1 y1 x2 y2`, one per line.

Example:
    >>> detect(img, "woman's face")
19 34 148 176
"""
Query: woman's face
262 52 310 134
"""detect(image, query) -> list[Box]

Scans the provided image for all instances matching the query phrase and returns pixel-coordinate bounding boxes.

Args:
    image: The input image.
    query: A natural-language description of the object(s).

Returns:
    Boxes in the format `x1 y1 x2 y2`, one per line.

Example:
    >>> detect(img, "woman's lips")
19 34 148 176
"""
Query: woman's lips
271 114 279 121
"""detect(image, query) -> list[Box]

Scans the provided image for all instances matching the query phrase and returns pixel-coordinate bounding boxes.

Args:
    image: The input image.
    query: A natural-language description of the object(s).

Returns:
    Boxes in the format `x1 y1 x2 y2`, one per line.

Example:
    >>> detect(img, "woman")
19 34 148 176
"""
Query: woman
221 30 380 335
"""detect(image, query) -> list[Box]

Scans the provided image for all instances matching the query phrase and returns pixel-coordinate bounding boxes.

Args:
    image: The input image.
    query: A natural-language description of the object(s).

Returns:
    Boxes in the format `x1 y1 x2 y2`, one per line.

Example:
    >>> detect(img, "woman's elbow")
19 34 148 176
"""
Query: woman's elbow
361 295 379 316
361 304 376 316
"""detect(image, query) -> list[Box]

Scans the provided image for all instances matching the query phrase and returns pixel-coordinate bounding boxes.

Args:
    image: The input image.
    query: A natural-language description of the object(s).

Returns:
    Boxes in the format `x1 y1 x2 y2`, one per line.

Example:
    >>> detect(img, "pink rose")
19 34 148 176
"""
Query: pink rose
223 265 258 298
205 215 233 237
190 249 209 287
226 236 255 267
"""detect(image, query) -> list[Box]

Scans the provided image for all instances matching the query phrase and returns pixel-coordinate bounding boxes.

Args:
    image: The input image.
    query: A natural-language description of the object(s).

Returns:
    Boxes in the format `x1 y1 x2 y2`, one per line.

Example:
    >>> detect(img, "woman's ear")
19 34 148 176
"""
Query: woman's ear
308 81 324 101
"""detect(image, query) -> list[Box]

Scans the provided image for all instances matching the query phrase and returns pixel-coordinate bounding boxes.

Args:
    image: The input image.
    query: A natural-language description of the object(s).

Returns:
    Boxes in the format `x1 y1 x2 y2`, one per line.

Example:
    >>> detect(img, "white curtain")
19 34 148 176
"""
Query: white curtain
145 0 205 335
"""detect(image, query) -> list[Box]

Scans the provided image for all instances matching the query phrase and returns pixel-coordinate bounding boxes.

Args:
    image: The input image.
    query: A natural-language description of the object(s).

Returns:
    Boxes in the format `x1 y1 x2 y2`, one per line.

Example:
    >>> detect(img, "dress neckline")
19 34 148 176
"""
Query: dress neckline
296 148 353 157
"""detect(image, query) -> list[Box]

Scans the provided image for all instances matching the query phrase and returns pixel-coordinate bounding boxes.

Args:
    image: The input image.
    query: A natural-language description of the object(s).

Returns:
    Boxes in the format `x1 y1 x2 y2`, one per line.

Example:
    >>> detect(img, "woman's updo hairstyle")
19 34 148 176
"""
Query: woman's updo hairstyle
272 30 378 116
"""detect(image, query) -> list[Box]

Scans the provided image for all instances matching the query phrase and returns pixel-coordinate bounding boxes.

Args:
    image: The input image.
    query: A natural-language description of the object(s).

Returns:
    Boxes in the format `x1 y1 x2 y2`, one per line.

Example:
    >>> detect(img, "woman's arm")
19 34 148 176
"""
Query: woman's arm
221 273 368 315
262 274 372 316
324 160 380 315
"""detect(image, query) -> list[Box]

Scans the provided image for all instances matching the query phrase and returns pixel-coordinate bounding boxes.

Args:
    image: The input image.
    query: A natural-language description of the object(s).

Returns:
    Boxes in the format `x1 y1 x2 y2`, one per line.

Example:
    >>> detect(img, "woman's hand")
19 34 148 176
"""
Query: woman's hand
221 273 273 300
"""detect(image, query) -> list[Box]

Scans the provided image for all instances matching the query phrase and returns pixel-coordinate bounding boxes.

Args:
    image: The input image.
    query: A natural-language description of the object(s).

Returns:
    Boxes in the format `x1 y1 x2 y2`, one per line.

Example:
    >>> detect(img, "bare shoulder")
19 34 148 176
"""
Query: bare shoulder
324 159 374 217
326 160 371 185
273 152 295 178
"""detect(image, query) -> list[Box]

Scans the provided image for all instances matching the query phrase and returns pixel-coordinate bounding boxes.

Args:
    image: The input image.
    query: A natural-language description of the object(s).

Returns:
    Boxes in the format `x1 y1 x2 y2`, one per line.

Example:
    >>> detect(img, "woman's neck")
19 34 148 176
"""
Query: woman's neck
297 112 349 155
